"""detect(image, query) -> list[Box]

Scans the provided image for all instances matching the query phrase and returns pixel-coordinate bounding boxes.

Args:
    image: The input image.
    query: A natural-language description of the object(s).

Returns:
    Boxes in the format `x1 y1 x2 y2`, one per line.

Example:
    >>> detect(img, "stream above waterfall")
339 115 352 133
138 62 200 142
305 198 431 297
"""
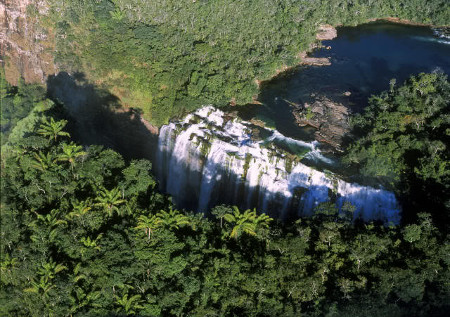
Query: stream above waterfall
238 21 450 143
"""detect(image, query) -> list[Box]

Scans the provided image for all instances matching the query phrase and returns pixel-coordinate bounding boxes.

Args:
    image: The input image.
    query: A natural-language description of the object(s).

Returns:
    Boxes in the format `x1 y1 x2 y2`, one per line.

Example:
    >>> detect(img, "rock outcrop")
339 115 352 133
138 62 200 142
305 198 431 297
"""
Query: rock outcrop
298 51 331 66
0 0 56 85
316 24 338 41
292 96 351 151
296 24 337 66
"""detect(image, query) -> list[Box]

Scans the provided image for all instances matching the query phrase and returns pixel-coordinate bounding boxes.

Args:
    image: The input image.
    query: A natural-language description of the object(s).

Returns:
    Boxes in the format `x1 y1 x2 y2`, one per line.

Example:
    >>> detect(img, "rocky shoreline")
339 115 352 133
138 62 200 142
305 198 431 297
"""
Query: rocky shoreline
256 24 337 86
297 24 336 66
255 24 351 151
254 19 447 152
291 96 351 151
298 51 331 66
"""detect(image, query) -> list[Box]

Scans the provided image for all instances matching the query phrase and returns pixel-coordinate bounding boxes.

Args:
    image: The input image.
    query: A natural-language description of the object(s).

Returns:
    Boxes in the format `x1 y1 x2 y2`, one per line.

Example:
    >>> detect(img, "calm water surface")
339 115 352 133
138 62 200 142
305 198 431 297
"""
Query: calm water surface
239 22 450 142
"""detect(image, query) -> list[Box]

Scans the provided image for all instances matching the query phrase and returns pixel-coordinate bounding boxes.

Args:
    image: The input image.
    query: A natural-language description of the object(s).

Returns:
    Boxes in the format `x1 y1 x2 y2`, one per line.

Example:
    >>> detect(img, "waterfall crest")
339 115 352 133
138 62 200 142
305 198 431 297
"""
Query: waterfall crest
156 106 401 224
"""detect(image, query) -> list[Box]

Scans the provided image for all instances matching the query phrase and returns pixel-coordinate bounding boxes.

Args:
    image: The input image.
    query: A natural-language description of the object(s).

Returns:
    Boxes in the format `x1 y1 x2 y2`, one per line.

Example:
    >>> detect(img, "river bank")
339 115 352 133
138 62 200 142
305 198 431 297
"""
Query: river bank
255 18 448 89
248 20 450 154
373 17 449 28
255 24 337 88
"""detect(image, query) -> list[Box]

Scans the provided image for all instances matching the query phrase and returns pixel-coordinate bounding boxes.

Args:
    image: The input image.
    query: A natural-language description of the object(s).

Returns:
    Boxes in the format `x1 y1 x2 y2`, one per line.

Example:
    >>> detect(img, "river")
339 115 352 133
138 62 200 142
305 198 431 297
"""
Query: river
239 21 450 141
154 22 449 223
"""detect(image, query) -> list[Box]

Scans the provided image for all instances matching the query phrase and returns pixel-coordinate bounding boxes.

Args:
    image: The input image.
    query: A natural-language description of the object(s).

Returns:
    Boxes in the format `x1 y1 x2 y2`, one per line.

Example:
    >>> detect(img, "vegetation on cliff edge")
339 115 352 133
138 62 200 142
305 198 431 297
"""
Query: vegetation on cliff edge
42 0 450 125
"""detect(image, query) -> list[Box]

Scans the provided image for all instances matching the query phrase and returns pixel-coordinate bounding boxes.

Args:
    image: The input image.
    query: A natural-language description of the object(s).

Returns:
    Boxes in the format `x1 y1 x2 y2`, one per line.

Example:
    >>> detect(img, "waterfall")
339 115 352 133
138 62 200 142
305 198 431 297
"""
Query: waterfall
156 105 401 224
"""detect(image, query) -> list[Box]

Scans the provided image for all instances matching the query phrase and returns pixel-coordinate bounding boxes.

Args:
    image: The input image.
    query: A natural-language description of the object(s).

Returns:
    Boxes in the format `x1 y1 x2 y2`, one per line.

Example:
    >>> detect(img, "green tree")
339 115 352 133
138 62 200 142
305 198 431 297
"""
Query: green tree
94 186 126 217
29 209 68 243
37 260 67 281
156 208 190 230
211 204 232 228
115 293 144 315
31 151 56 171
57 142 87 170
23 276 55 299
66 200 92 220
135 214 161 240
345 72 450 226
24 260 67 299
37 117 70 142
223 207 272 239
69 287 101 315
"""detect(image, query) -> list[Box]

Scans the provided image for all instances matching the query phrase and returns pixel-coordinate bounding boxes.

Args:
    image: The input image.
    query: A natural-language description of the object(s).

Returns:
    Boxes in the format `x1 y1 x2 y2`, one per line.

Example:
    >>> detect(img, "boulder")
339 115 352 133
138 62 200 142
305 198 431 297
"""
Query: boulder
292 96 351 150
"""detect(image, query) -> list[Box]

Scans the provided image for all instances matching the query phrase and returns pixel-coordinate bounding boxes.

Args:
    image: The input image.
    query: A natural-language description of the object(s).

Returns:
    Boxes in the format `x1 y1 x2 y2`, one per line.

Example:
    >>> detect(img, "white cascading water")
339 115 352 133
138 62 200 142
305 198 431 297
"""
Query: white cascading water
156 106 401 224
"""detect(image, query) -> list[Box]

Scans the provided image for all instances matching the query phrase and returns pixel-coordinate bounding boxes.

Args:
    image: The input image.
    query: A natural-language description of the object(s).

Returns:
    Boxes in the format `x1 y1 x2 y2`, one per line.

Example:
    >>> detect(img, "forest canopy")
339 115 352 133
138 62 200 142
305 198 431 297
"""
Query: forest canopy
1 75 449 316
345 72 450 227
43 0 450 124
2 0 450 315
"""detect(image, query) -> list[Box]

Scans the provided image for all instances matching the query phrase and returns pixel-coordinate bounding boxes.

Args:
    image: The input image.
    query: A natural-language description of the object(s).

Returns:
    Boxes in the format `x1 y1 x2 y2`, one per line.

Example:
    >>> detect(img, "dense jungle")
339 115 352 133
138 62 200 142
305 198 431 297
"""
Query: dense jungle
1 0 449 316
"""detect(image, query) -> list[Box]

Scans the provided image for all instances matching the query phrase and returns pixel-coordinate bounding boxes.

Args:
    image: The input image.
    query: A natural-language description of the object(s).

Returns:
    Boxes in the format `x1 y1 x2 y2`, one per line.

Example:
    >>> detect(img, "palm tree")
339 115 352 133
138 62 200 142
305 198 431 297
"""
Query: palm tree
80 234 103 250
37 117 70 141
80 234 103 258
23 276 55 298
24 260 66 298
94 186 126 217
66 200 92 221
115 293 144 315
254 212 272 229
0 254 18 272
224 207 257 239
57 142 87 170
223 207 272 239
31 151 56 171
72 263 87 284
156 208 190 230
37 260 67 281
135 214 161 239
30 209 67 243
1 254 18 285
35 209 68 228
70 287 101 315
211 204 231 228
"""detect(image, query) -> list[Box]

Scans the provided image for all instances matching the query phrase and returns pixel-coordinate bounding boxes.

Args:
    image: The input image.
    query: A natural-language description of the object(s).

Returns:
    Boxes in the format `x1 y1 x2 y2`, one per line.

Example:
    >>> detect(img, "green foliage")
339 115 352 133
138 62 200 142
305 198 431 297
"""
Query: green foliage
1 84 449 316
156 208 190 231
223 206 273 239
135 214 161 240
37 117 70 142
0 76 49 145
44 0 449 125
345 72 450 225
94 186 127 217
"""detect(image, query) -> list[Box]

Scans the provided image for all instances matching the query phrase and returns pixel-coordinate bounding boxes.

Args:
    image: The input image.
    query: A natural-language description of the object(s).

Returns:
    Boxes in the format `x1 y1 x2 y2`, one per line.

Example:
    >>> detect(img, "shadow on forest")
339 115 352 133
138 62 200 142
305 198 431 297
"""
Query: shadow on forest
46 72 159 162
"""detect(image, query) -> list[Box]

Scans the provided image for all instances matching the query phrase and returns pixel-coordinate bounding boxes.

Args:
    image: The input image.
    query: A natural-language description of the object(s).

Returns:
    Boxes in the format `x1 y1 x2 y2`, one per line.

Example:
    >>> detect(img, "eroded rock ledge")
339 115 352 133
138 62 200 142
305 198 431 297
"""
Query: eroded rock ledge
316 24 338 41
298 51 331 66
296 24 337 66
292 96 351 151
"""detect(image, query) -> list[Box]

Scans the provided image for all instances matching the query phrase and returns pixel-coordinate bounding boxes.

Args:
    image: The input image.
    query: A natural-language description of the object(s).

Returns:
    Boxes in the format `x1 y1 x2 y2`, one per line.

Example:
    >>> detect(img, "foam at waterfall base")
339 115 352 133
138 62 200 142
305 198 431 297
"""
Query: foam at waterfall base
156 106 401 224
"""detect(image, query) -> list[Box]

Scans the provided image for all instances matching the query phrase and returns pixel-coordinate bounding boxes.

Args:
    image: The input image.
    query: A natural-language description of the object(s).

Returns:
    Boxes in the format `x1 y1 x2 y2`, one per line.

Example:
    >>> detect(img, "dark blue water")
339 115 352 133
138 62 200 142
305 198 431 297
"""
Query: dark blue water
239 22 450 142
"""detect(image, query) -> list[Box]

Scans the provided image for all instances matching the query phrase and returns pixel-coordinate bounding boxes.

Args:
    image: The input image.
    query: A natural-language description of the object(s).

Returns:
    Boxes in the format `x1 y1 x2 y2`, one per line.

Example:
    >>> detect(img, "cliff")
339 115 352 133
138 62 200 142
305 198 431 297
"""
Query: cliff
0 0 56 85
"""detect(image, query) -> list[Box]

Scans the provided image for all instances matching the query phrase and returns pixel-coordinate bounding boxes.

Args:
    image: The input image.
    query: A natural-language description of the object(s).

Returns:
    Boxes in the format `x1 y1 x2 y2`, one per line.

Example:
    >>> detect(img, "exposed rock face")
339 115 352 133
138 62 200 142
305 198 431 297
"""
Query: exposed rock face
0 0 56 85
298 51 331 66
292 96 351 151
316 24 338 41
